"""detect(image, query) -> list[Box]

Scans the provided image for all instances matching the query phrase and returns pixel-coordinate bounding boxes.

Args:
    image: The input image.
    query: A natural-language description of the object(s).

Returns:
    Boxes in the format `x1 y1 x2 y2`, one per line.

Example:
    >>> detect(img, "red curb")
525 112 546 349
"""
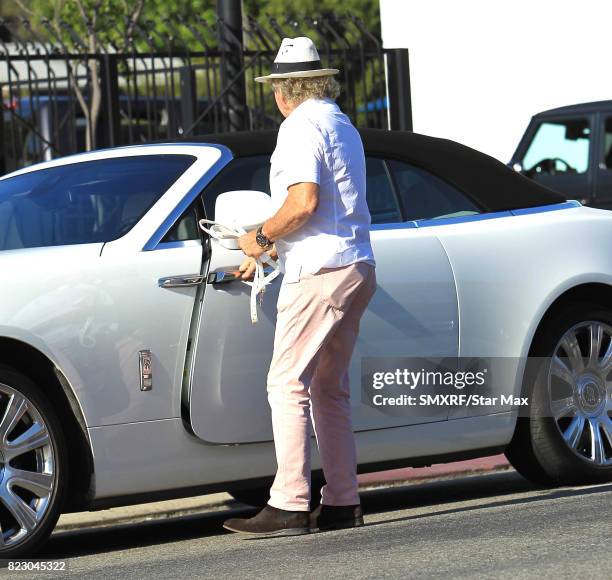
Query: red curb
358 454 510 486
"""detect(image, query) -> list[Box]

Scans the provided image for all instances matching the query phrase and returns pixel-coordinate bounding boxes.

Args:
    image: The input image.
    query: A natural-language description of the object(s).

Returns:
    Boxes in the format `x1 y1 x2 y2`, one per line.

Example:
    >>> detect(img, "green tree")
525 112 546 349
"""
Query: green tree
10 1 380 149
13 1 219 149
14 1 219 50
243 0 380 35
14 1 147 149
13 1 380 49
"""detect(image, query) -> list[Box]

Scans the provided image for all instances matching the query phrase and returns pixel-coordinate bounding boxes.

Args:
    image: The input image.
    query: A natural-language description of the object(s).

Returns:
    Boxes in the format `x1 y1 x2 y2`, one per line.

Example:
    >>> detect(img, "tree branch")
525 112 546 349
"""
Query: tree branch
73 0 90 26
13 0 35 17
126 0 145 40
54 0 66 24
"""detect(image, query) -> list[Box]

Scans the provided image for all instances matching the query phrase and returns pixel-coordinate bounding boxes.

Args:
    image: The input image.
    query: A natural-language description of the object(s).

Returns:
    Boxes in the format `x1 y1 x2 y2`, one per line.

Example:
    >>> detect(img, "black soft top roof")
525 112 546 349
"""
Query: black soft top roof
172 128 566 212
535 99 612 117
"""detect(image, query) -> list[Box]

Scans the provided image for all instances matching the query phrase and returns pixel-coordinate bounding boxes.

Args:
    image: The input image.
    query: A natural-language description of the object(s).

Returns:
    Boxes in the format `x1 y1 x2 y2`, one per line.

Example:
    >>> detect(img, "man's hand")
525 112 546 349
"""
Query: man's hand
238 229 266 259
238 256 257 280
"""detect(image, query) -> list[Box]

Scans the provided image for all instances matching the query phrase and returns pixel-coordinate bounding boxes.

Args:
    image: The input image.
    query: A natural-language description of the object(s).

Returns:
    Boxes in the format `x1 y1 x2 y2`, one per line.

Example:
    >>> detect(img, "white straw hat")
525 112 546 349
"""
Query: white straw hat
254 36 339 83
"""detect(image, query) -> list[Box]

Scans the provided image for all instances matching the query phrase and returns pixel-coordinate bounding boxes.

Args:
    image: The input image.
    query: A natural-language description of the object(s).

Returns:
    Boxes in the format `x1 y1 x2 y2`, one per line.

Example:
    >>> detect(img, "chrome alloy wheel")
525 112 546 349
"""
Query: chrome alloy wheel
548 321 612 466
0 383 55 548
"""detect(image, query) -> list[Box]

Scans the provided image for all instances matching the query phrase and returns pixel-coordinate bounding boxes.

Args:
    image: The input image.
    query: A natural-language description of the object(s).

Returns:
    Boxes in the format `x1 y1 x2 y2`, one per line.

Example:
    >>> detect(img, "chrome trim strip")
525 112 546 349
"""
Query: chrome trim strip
370 201 581 231
415 210 513 228
143 145 233 251
154 240 202 250
0 142 221 182
371 220 418 231
509 199 582 215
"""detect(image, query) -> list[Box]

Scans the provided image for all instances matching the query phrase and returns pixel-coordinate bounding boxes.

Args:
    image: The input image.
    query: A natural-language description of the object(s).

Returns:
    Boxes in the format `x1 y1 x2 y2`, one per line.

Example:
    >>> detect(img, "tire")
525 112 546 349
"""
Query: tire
505 302 612 485
0 365 68 557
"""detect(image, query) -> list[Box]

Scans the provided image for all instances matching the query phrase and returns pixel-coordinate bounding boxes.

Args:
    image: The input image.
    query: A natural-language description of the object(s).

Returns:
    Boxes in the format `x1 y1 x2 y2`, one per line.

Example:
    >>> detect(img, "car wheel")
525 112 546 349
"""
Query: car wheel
506 303 612 485
0 365 68 557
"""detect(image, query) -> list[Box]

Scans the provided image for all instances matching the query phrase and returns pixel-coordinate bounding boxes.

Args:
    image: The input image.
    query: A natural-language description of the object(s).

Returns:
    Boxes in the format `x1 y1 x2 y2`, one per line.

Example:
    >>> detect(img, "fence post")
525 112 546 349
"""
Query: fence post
179 66 197 136
385 48 413 131
217 0 247 131
99 54 122 147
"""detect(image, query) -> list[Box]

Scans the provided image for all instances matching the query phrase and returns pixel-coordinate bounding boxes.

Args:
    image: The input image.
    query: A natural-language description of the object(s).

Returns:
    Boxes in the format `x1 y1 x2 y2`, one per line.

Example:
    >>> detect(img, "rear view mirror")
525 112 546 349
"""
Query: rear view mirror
564 120 589 141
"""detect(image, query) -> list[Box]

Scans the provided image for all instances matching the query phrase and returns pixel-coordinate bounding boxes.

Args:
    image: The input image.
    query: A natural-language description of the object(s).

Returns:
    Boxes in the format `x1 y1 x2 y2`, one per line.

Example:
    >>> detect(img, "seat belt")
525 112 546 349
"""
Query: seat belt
199 219 280 324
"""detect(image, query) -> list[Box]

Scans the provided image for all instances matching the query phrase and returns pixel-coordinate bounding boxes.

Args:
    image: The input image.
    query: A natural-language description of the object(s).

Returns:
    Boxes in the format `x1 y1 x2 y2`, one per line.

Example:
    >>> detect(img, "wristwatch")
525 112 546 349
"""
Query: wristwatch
255 225 273 248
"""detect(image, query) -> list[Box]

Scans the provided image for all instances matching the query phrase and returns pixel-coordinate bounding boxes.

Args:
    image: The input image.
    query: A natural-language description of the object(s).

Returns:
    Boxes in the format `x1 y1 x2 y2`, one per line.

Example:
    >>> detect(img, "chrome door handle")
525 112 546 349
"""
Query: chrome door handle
207 270 242 284
207 267 278 285
158 274 206 288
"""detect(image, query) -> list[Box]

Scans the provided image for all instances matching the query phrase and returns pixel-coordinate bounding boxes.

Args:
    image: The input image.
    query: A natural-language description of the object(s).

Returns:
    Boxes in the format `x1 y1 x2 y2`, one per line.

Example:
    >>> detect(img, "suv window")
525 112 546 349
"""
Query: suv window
388 160 481 221
0 155 195 251
522 119 590 175
365 157 402 223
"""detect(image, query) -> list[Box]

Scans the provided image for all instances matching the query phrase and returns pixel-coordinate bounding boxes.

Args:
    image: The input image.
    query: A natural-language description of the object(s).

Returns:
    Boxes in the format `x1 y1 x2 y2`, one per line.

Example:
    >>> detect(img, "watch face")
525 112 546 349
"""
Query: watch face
256 232 269 247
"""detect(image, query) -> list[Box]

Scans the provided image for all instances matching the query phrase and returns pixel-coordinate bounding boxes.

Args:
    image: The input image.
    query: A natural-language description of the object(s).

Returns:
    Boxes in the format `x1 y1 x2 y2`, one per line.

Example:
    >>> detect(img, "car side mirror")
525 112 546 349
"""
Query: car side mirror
210 190 274 249
215 189 274 230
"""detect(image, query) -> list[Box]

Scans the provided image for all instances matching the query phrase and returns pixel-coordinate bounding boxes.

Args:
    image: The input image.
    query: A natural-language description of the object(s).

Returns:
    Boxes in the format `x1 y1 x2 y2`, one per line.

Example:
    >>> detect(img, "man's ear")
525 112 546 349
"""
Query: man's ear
274 88 291 118
274 90 282 104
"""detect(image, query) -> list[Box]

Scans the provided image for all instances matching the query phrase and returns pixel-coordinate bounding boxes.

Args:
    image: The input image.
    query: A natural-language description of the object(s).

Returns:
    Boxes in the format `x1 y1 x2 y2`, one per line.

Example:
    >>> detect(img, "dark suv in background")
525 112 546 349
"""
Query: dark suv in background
510 100 612 209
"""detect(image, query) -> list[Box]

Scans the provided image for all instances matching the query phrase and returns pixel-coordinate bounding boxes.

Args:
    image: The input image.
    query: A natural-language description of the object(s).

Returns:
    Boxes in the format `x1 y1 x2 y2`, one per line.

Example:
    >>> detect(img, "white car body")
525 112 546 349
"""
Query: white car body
1 132 611 518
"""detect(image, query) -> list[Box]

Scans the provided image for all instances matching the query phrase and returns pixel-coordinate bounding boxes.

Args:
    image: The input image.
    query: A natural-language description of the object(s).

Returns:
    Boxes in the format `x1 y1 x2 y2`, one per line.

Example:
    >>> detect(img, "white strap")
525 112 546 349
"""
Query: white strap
199 219 280 324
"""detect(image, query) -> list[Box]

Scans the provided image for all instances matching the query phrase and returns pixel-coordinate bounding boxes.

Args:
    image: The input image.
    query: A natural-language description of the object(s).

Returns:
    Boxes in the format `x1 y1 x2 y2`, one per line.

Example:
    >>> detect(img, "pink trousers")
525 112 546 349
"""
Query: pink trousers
266 261 377 511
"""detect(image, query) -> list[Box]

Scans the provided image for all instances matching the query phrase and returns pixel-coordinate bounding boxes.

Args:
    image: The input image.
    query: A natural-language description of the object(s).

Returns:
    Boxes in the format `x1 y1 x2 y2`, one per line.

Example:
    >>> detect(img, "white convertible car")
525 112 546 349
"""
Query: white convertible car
0 129 611 555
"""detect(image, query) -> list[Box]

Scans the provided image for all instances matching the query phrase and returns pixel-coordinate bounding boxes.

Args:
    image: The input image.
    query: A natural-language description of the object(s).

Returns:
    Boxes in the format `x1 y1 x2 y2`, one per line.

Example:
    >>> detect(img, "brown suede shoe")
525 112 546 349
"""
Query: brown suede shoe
309 503 364 532
223 504 310 537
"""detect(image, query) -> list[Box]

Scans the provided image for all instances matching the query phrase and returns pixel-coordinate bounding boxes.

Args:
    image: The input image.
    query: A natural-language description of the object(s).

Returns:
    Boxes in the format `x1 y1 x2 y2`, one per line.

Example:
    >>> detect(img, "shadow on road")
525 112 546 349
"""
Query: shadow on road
360 470 612 529
42 471 611 559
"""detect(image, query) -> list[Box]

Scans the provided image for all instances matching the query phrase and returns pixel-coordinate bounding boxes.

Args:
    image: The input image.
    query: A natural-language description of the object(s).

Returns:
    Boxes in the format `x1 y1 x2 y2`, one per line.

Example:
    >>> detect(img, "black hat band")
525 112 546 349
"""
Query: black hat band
271 60 323 74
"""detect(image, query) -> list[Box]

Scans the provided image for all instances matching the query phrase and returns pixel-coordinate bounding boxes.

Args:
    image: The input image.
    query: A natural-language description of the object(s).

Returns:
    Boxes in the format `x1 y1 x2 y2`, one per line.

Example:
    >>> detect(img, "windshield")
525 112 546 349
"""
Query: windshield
0 154 195 251
522 119 590 175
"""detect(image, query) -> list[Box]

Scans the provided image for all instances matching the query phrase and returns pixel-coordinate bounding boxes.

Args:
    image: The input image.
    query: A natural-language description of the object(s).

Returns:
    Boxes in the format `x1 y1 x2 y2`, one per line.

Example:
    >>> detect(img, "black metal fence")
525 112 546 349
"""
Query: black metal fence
0 15 410 174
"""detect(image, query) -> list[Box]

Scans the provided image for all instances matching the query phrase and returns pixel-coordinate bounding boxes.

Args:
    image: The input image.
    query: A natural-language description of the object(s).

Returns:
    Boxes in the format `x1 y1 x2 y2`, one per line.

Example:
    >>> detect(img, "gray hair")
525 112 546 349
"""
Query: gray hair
270 75 341 105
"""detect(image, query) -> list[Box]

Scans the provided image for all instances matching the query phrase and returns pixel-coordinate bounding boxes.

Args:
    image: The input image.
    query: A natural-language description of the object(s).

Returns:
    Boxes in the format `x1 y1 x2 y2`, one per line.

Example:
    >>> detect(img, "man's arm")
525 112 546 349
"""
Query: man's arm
263 181 319 240
238 181 319 259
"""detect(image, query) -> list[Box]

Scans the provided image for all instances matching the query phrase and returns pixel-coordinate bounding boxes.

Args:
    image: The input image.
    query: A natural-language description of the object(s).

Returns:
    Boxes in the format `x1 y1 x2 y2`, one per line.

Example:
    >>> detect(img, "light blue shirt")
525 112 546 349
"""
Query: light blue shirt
270 97 376 283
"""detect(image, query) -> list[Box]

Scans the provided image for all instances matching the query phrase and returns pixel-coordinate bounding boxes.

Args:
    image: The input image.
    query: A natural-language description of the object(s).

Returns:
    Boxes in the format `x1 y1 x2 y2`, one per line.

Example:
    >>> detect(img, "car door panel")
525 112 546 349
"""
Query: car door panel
187 238 281 443
187 224 458 444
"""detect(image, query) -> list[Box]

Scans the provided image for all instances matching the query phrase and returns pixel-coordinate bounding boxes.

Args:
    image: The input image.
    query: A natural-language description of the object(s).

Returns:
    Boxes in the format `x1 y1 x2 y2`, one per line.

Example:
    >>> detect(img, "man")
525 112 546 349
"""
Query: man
223 36 376 537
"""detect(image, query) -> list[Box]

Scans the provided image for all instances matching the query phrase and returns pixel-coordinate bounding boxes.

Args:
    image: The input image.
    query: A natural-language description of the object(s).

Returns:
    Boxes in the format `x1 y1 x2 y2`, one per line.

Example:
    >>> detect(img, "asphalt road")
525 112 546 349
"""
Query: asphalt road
4 471 611 580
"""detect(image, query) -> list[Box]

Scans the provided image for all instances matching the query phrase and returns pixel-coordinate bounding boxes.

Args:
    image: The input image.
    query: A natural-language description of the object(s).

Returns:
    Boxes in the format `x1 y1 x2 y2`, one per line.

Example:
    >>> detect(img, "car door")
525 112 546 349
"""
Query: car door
514 115 594 203
187 155 460 444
